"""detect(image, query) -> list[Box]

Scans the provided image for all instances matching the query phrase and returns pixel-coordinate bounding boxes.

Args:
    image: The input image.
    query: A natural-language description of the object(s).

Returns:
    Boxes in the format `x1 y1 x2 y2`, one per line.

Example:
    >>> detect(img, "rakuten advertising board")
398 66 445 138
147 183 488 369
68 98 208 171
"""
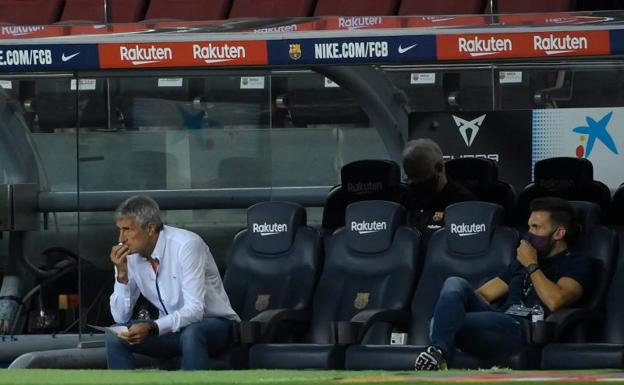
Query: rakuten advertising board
437 31 610 60
98 41 268 68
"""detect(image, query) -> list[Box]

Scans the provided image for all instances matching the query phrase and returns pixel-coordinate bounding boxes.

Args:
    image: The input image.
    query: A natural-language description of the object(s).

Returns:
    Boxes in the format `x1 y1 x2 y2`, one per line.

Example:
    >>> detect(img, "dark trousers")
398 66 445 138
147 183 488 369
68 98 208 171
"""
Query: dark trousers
105 317 232 370
429 277 527 362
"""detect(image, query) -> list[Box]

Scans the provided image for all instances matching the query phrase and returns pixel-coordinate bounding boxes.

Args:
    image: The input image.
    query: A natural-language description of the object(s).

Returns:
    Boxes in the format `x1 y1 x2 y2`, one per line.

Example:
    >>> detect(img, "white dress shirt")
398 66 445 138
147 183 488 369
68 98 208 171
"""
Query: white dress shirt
110 225 240 335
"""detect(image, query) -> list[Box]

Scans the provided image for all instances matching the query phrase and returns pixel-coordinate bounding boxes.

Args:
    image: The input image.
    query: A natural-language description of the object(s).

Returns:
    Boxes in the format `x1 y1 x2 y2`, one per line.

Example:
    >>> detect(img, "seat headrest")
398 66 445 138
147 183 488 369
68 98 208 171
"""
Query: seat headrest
247 201 306 254
341 159 400 197
345 200 404 254
535 157 593 191
445 202 503 254
570 200 601 230
445 158 498 194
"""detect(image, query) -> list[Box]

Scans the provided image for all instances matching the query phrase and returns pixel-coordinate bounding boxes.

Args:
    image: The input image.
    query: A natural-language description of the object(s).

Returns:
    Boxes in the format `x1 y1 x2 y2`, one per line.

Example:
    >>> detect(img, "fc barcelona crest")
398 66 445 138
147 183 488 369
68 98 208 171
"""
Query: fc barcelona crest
255 294 271 311
432 211 444 222
289 43 302 60
354 292 370 310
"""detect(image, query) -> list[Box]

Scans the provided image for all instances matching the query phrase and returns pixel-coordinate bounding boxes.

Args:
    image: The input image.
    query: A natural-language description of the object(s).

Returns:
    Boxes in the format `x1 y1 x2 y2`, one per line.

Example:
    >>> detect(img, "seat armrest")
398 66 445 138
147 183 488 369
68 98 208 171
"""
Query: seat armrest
240 309 311 344
250 308 311 323
545 307 604 341
335 309 410 344
351 309 411 326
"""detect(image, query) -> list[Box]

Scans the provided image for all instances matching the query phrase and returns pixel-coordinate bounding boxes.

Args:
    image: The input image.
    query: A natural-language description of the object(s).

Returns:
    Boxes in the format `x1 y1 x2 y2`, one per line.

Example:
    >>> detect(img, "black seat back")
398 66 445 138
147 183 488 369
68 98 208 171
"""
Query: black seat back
321 160 407 235
445 158 516 223
516 157 611 224
569 201 617 312
311 200 420 344
608 183 624 225
600 230 624 343
224 201 321 321
408 202 517 345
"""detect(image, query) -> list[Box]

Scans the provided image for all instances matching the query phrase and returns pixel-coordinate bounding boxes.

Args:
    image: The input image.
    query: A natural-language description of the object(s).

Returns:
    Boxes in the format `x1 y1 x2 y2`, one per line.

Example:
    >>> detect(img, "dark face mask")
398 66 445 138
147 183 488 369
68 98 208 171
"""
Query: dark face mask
408 175 438 204
523 231 556 257
408 175 438 201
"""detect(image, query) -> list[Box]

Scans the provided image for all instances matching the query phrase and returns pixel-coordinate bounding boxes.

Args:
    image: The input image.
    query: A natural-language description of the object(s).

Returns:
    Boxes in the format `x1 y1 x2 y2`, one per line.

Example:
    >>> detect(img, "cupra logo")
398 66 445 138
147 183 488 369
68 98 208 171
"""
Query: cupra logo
452 114 486 147
572 112 619 158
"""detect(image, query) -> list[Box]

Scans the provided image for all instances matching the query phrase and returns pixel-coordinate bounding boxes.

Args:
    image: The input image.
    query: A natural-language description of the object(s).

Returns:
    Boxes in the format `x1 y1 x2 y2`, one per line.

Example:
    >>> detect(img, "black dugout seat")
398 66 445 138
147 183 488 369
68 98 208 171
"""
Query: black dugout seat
222 201 322 367
345 202 516 370
564 202 617 313
541 205 621 369
249 201 421 369
445 158 516 223
322 160 407 235
608 184 624 225
516 157 611 225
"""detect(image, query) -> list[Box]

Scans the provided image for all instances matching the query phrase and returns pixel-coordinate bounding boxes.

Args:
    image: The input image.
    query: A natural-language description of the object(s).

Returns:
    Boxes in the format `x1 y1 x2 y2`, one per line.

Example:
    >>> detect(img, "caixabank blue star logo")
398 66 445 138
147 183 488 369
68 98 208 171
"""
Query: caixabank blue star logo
572 111 619 158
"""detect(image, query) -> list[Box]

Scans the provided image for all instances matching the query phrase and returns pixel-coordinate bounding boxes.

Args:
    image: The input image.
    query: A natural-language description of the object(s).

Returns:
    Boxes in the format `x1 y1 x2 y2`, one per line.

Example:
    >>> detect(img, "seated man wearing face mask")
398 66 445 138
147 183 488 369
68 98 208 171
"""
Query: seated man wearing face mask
402 138 477 244
415 196 593 370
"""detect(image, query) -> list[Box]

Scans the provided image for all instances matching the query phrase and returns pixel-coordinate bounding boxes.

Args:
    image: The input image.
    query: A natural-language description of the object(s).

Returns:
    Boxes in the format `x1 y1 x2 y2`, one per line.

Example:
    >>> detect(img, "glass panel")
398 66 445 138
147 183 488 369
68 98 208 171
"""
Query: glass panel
269 71 390 185
384 67 494 112
269 70 390 228
493 62 624 191
496 63 624 110
0 76 79 340
76 72 273 329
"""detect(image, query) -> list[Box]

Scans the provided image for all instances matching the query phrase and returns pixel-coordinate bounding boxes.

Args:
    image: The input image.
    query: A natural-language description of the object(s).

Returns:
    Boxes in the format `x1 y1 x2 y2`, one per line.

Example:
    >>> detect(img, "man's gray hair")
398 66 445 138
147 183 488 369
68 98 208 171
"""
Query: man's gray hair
402 138 445 180
114 195 163 231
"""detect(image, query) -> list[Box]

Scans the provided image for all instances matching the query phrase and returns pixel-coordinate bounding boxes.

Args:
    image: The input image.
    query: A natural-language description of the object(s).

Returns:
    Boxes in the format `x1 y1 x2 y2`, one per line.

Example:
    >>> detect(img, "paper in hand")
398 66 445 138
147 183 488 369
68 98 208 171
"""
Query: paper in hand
88 324 128 335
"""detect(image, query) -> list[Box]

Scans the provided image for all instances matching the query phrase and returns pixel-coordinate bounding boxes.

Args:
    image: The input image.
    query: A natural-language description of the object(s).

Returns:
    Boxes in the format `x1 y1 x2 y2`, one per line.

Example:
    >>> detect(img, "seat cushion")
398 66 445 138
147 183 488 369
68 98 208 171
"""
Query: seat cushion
345 345 425 370
249 344 345 369
542 343 624 369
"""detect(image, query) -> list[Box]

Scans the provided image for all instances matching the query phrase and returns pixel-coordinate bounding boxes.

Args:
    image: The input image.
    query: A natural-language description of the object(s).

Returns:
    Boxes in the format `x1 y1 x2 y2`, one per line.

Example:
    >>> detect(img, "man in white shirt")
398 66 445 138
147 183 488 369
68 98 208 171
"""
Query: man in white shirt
106 195 240 370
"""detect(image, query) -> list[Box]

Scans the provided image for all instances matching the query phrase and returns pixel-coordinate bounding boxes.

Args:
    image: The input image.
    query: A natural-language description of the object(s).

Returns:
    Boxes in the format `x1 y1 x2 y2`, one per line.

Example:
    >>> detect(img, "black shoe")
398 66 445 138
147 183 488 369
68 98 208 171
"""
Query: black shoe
414 346 448 371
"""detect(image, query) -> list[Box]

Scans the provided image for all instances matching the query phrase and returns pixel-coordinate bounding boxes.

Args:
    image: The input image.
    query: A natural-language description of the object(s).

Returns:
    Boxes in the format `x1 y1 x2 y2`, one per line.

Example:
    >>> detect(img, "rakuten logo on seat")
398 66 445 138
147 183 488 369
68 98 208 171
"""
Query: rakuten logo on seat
534 34 587 55
347 181 383 195
119 45 172 65
192 43 246 64
351 220 387 234
458 36 512 57
252 223 288 236
450 223 486 237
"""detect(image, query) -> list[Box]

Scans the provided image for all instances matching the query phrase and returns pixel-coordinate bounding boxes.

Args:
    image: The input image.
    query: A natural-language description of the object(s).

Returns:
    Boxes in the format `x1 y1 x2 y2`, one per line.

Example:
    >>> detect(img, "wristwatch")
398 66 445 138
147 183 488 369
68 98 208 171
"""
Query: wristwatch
147 321 159 337
526 263 540 276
